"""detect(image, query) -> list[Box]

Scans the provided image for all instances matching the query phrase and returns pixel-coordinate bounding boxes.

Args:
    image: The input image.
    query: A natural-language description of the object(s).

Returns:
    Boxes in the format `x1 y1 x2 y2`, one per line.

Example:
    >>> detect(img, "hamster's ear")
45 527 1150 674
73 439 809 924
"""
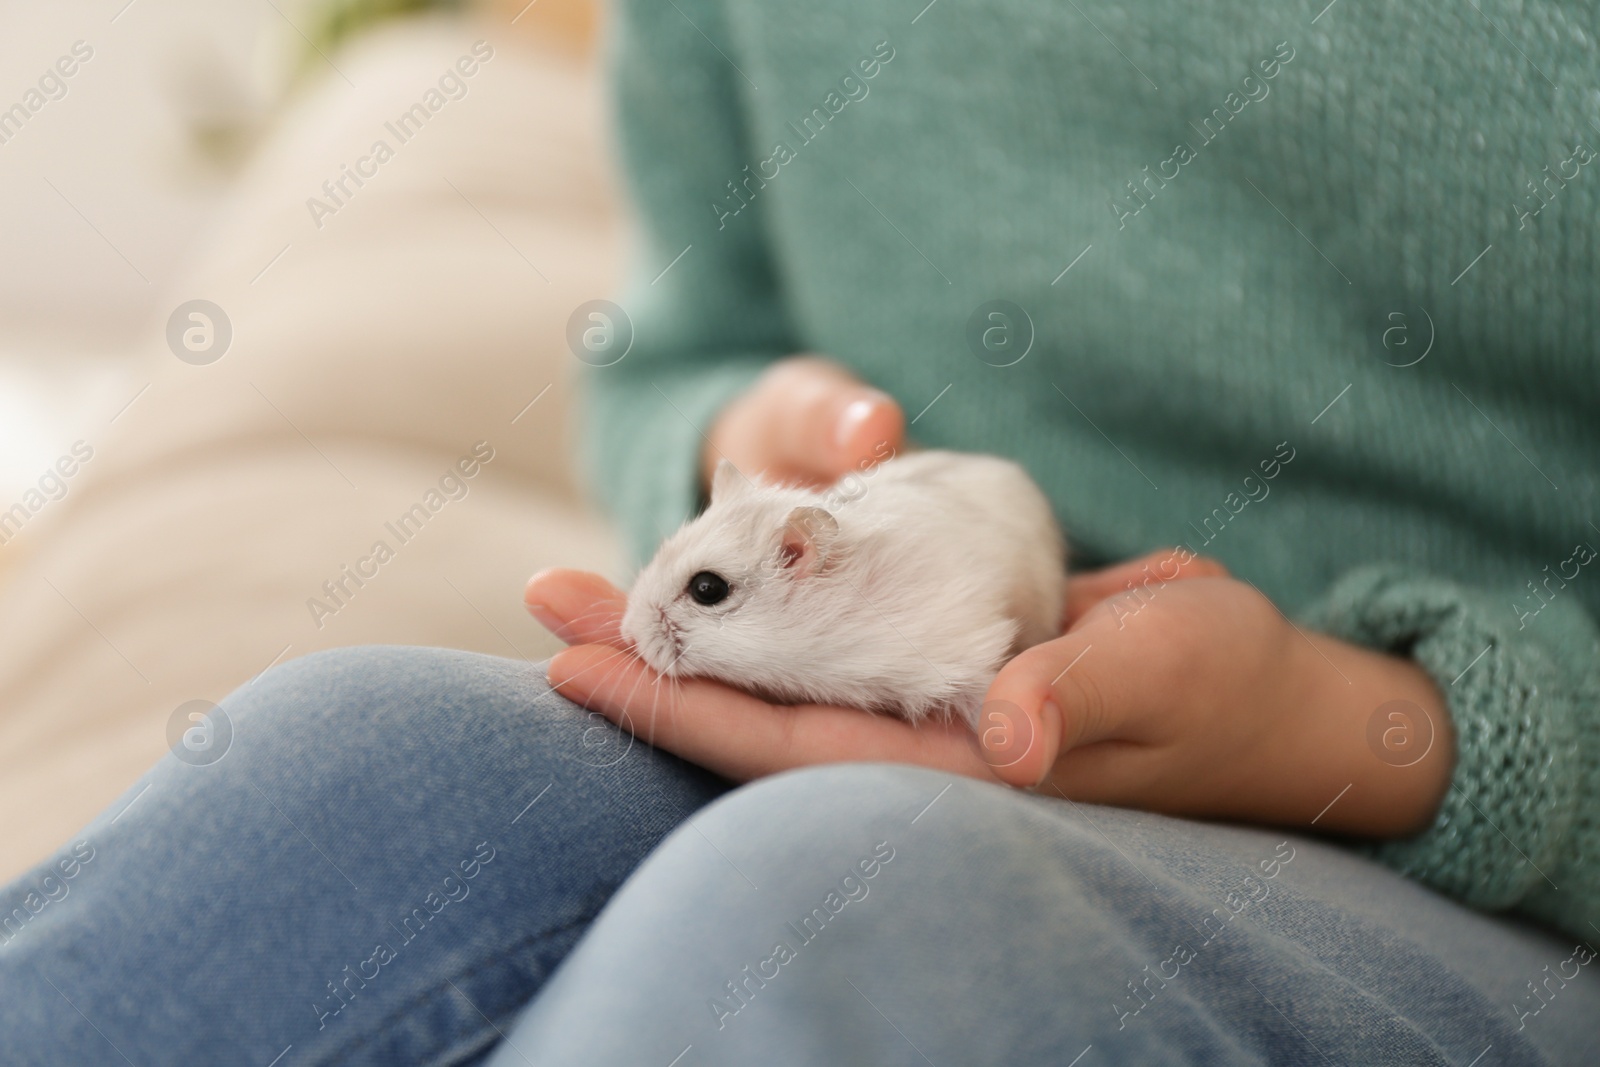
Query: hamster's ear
710 459 748 503
775 506 838 578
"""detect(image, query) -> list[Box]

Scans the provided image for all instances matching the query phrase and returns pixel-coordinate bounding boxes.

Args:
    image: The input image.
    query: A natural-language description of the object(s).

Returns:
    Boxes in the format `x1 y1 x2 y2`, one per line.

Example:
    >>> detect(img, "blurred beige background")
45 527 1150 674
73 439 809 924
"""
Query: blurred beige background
0 0 627 880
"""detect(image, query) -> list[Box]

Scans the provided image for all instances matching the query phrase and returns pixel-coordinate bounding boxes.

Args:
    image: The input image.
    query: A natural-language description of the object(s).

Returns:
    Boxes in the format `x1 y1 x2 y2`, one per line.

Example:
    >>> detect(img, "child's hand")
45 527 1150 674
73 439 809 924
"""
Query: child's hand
988 562 1455 837
527 568 1005 783
701 356 905 490
526 554 1454 839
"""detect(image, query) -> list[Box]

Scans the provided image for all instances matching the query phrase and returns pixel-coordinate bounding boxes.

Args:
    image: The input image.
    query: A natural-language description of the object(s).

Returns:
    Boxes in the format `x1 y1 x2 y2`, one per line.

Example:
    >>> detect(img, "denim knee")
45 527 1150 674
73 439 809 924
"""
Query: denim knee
485 764 1139 1065
683 762 1018 856
689 762 963 841
1 645 730 1067
238 644 558 733
217 644 725 826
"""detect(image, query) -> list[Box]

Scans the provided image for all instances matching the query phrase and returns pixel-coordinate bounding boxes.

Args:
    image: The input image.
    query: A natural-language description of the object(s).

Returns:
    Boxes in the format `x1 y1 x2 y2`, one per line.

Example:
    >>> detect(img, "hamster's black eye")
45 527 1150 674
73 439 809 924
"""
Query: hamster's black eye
687 571 730 606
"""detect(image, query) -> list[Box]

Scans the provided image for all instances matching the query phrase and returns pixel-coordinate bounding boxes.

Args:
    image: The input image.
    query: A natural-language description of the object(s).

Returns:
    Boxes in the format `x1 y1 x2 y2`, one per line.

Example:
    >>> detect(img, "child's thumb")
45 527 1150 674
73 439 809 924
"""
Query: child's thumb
770 363 904 481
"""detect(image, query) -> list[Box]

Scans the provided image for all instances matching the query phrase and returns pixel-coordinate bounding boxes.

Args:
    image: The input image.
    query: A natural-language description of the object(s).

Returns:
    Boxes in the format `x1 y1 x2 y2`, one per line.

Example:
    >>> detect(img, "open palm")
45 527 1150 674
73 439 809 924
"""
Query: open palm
526 569 1010 785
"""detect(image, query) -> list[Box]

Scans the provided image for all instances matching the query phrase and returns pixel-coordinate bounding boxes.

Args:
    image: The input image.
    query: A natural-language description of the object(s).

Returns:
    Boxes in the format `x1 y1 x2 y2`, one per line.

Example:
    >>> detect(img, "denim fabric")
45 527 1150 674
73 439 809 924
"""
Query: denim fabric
488 765 1600 1067
4 650 1596 1065
0 647 729 1066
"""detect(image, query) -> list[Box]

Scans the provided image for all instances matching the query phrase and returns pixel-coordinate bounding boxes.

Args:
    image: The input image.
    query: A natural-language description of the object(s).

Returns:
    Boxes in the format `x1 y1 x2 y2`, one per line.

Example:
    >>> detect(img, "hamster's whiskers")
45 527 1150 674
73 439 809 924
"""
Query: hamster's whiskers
643 661 676 749
614 648 657 734
554 646 631 692
551 604 625 638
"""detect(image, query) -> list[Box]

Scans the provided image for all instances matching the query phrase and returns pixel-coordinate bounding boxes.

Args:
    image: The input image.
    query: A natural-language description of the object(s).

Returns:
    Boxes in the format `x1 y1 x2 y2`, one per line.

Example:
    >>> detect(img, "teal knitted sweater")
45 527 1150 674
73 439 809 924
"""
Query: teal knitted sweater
583 0 1600 941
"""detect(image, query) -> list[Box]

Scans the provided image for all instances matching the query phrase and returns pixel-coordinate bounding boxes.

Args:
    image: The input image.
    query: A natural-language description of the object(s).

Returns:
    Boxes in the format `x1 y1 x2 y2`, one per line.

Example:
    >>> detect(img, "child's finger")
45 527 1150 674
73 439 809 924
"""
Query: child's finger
712 358 905 488
548 644 997 784
983 627 1165 786
524 568 628 646
761 358 903 482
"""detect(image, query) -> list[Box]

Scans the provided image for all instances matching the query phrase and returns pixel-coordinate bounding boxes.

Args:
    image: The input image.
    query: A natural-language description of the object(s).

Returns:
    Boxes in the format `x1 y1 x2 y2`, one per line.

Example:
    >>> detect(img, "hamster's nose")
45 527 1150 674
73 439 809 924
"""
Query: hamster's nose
616 604 681 671
617 599 661 662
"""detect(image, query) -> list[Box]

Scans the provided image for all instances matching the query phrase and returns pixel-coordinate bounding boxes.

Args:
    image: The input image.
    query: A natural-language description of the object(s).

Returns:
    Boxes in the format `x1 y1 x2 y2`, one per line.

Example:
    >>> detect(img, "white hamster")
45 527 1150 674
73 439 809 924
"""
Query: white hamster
620 449 1067 727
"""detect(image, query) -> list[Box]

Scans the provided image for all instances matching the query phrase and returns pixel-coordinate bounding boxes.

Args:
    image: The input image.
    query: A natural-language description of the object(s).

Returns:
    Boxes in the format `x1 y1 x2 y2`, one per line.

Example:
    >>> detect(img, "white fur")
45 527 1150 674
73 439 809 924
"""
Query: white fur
620 450 1068 727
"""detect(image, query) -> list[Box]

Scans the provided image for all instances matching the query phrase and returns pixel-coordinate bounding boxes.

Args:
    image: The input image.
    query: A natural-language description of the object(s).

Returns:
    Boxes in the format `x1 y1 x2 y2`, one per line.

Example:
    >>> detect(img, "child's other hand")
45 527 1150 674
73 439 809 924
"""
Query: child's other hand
702 356 904 491
987 561 1455 837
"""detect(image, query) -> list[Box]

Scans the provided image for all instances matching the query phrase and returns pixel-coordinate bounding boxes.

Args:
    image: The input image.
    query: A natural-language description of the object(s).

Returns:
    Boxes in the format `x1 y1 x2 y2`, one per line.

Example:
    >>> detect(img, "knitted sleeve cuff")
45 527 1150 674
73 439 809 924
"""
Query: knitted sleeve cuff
1299 564 1585 912
581 358 772 571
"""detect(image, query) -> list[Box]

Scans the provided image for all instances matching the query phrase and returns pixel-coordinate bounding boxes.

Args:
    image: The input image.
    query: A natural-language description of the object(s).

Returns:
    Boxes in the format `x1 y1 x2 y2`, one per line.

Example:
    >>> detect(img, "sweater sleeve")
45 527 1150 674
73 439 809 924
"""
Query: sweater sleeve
583 0 797 569
1299 563 1600 941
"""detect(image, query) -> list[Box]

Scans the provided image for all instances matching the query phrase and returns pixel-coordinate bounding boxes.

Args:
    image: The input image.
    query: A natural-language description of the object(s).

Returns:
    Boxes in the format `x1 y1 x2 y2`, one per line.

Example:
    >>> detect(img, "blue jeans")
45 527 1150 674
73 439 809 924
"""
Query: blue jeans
2 648 1594 1065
